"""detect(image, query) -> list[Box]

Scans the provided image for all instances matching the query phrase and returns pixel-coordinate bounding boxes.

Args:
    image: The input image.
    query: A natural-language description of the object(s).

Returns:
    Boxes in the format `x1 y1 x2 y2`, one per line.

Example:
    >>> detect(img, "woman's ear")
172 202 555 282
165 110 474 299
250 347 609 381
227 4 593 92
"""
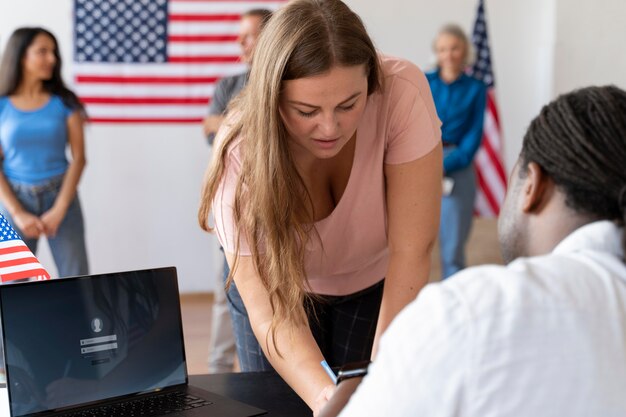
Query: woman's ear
521 162 553 213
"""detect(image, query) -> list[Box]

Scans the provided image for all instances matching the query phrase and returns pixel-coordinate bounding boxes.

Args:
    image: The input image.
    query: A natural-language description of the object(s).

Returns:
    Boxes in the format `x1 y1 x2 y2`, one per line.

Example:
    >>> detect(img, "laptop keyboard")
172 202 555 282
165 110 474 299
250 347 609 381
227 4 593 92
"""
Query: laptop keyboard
60 391 213 417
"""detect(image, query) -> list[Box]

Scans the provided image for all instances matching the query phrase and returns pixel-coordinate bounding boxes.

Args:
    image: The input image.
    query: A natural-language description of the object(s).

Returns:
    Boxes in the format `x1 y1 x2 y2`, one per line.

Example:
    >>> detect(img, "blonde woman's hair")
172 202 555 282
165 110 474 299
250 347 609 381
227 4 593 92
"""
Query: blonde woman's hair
198 0 381 355
433 23 474 67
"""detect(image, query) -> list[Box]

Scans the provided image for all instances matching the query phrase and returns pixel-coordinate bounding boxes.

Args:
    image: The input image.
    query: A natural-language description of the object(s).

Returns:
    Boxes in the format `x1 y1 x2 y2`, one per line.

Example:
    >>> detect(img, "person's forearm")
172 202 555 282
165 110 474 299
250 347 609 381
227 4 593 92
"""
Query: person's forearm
0 171 25 216
203 115 225 136
372 251 431 356
253 318 334 409
53 157 85 213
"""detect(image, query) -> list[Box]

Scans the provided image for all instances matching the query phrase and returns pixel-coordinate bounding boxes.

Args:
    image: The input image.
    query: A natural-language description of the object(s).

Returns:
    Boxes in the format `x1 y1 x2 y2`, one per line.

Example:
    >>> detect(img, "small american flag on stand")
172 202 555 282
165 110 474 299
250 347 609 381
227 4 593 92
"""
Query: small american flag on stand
467 0 507 217
73 0 286 123
0 214 50 283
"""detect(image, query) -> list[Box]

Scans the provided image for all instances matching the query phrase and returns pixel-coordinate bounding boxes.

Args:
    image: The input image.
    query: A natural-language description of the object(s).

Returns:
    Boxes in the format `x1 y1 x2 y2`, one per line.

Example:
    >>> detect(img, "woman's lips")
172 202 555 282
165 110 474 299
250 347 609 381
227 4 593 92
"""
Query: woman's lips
312 137 340 149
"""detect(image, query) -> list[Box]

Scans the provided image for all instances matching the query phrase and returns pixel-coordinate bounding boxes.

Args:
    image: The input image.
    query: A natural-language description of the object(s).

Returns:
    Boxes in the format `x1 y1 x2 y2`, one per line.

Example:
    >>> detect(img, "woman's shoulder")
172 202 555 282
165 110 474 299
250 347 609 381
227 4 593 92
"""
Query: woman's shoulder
377 55 433 105
379 55 427 88
0 96 8 111
49 94 75 113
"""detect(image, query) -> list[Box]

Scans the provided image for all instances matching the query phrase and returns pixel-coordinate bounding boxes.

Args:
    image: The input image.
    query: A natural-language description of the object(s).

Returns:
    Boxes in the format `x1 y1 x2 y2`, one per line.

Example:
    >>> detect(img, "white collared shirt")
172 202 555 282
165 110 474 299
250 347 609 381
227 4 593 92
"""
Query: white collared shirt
340 221 626 417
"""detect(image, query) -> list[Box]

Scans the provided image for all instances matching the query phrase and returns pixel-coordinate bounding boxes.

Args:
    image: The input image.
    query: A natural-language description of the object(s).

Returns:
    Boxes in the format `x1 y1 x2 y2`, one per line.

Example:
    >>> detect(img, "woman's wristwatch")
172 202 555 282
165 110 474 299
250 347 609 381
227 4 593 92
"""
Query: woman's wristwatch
336 360 370 384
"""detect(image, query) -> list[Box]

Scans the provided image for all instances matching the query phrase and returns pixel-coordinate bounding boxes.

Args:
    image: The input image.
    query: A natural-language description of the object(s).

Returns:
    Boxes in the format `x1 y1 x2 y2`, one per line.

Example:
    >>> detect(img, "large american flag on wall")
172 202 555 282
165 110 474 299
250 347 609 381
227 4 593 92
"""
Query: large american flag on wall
467 0 507 217
73 0 285 123
0 214 50 283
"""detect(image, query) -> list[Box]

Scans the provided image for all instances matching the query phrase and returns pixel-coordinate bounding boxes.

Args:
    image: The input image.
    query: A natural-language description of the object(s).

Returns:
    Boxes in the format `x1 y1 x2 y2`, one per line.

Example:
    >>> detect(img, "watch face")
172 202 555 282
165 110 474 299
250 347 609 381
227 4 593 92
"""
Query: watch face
337 360 370 383
338 360 371 374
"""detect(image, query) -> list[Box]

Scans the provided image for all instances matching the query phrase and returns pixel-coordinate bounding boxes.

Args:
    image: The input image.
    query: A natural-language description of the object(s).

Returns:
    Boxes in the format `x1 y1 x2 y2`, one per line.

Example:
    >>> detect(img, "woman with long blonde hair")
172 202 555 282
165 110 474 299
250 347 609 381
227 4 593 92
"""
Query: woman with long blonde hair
199 0 442 412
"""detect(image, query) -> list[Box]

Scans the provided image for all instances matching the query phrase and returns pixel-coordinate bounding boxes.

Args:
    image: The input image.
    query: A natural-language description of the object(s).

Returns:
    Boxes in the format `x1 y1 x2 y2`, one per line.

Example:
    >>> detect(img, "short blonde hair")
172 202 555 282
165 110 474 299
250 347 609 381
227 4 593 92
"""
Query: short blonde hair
433 23 474 67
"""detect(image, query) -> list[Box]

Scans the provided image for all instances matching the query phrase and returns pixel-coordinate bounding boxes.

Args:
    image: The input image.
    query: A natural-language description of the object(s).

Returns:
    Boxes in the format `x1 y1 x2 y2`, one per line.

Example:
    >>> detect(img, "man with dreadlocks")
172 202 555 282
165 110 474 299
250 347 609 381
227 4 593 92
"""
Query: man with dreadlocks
319 85 626 417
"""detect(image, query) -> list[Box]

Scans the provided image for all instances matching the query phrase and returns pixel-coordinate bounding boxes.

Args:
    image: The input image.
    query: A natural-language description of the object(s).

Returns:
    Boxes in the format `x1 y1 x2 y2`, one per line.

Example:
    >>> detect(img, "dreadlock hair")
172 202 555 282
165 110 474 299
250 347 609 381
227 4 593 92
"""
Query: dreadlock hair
519 85 626 257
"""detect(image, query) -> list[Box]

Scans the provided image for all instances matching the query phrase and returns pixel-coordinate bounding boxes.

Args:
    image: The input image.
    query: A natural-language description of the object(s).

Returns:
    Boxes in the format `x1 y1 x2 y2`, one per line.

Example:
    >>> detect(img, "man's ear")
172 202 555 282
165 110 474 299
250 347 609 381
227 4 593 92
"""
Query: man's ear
521 162 553 213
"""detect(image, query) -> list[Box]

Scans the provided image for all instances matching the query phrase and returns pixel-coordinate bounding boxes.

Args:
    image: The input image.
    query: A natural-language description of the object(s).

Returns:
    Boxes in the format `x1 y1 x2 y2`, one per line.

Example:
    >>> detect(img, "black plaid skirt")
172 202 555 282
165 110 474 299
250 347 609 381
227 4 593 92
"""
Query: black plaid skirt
226 278 385 371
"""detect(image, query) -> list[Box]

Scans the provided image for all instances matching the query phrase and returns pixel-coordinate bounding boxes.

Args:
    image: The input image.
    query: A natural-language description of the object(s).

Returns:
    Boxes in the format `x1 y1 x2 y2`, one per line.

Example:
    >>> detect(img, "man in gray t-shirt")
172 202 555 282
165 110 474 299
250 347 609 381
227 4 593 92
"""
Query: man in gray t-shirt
202 9 271 144
204 72 248 145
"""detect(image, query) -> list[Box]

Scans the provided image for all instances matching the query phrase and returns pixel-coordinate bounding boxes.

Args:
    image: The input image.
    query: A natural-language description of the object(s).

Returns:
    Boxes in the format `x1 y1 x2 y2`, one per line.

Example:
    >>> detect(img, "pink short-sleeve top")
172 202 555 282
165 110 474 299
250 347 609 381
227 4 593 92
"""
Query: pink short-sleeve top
213 55 441 296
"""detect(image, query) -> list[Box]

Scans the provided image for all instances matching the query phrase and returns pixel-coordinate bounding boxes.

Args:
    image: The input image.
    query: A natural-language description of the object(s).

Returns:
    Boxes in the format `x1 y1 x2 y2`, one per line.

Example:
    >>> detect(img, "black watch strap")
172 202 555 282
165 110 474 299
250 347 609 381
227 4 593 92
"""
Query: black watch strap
336 361 370 384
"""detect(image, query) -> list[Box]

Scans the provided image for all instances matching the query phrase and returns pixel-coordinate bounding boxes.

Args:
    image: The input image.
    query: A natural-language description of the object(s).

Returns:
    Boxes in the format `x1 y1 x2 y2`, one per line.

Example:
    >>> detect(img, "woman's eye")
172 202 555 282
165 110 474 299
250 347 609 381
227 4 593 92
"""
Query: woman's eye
339 103 356 112
298 110 316 118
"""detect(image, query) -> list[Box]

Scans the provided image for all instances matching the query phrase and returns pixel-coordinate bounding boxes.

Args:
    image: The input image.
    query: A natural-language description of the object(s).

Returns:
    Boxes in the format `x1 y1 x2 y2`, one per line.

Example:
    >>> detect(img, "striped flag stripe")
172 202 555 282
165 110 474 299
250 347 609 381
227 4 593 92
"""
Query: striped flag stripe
87 104 208 117
1 268 50 283
0 256 43 269
476 151 506 203
487 91 501 126
90 118 202 123
81 97 210 105
172 0 282 2
76 84 216 97
168 34 238 42
168 55 240 63
0 246 32 255
76 76 219 84
74 63 247 75
169 13 241 21
482 109 508 182
168 21 241 34
474 189 495 217
168 42 241 55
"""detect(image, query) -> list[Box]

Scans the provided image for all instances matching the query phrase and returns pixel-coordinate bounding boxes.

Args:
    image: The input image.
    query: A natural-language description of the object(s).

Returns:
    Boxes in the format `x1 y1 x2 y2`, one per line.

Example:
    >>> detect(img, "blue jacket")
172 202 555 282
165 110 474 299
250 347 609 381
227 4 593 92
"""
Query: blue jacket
426 70 487 174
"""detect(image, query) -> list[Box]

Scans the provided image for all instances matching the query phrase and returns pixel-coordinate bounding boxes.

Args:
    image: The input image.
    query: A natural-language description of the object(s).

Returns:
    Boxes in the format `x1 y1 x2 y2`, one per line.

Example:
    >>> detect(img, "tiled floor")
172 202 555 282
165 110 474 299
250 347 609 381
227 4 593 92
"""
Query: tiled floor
182 218 502 375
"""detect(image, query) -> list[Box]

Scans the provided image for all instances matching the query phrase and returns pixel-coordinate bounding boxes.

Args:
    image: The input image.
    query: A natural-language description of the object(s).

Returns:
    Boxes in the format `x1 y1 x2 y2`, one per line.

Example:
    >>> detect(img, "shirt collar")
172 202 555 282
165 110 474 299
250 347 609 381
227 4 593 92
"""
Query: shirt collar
435 68 468 85
552 220 624 260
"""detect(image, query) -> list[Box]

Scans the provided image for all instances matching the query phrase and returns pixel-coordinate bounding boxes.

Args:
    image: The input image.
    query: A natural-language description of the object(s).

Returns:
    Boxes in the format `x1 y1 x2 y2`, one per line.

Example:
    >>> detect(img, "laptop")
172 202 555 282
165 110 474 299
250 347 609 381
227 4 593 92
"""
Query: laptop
0 267 266 417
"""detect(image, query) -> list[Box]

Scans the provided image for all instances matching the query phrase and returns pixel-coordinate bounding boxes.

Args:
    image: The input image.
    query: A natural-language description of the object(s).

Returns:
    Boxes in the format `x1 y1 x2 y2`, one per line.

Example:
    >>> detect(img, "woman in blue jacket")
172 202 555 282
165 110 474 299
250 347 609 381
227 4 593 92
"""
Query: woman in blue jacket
427 24 487 279
0 27 88 278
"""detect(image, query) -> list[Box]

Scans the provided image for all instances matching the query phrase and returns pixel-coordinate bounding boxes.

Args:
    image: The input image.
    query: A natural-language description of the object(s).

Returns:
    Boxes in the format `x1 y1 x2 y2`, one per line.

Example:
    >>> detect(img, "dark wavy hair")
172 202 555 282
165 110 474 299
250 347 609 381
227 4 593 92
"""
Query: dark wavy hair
0 27 85 115
520 85 626 254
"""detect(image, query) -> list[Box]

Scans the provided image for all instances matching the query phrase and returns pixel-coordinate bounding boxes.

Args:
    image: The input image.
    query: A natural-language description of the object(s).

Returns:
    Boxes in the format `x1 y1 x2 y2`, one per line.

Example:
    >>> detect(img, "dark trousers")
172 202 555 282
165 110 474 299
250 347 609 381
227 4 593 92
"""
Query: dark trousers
226 279 384 371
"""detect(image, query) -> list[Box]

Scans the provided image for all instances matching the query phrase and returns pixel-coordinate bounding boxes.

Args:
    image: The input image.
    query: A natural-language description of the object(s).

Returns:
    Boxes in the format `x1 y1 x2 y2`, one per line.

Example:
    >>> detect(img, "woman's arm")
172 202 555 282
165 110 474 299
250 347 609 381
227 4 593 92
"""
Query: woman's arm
40 112 86 237
0 149 44 238
373 143 442 354
442 85 487 175
225 253 335 412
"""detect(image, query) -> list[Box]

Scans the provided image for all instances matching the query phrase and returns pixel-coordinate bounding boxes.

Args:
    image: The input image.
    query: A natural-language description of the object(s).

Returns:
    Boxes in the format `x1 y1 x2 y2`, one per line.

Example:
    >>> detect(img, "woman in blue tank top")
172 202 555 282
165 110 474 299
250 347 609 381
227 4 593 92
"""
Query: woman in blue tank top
0 27 88 278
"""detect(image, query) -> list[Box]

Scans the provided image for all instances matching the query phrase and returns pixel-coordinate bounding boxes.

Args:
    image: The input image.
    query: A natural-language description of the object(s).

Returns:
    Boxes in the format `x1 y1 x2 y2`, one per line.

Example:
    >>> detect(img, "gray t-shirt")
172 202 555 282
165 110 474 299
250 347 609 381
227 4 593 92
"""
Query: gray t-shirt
206 72 249 144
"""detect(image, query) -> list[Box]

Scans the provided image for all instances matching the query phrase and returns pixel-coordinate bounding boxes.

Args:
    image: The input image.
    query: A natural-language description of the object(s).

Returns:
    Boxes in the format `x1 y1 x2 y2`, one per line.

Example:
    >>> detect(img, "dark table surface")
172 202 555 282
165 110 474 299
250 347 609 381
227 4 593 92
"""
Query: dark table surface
190 372 311 417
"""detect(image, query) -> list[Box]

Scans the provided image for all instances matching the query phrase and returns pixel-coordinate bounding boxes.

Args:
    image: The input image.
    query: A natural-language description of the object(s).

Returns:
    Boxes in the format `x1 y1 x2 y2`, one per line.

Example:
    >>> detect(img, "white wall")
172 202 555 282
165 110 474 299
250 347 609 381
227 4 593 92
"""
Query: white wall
553 0 626 95
2 0 625 292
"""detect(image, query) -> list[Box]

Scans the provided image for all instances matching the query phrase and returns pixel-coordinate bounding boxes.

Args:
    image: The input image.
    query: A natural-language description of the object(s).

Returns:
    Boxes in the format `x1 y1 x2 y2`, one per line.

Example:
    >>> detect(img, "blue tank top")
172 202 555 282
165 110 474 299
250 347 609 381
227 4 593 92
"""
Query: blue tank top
0 95 74 185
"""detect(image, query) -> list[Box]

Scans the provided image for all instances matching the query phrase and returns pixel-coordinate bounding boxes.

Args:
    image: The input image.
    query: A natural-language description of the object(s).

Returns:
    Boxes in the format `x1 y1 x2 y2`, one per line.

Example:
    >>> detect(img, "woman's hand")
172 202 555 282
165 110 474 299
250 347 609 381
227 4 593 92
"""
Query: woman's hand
313 384 336 417
40 205 66 237
13 211 44 239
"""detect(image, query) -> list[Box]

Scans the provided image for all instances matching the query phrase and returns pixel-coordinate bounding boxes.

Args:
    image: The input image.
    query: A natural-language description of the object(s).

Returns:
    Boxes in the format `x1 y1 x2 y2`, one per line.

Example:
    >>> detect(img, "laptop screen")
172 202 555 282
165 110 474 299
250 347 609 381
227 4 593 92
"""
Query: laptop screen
0 267 188 417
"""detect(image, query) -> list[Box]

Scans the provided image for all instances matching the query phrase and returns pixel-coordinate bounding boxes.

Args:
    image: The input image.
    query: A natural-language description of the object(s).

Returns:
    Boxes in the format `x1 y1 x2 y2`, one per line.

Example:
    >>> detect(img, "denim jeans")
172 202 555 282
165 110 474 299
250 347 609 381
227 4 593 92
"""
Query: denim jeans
207 254 236 373
226 277 384 371
440 147 477 279
0 175 89 278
